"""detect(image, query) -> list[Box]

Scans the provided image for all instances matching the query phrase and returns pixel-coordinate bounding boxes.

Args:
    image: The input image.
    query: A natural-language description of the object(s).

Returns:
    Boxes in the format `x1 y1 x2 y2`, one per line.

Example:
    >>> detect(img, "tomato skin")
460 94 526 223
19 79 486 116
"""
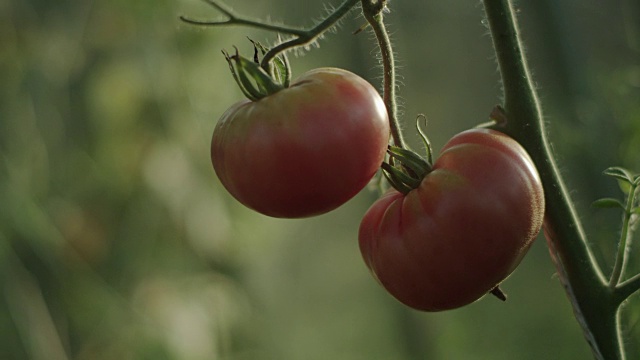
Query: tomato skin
212 68 390 218
359 129 545 311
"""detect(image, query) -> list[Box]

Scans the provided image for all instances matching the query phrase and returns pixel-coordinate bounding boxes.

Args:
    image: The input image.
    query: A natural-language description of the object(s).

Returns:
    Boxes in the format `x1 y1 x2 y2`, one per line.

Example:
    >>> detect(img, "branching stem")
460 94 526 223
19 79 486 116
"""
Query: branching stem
260 0 359 68
180 0 360 71
179 0 307 36
616 273 640 305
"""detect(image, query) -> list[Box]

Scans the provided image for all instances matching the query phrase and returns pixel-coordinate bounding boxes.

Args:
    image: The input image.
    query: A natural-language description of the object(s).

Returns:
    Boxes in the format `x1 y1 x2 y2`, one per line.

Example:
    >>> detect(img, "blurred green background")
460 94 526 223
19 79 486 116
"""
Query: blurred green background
1 0 639 359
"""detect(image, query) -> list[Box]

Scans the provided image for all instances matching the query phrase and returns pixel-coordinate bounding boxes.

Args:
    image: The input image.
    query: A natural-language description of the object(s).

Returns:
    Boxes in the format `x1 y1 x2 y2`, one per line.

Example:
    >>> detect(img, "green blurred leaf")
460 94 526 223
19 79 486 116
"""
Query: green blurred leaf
591 198 625 210
603 167 635 184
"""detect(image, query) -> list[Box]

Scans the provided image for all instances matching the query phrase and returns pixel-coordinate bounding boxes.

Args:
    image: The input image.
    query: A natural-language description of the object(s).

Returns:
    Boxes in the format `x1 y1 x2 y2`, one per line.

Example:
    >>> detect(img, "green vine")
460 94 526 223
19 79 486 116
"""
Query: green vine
482 0 640 358
360 0 405 149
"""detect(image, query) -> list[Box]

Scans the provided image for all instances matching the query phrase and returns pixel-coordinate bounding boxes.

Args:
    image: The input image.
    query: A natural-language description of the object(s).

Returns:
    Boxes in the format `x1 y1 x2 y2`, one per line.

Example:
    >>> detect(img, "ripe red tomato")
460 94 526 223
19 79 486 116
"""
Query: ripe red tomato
212 68 390 218
359 129 545 311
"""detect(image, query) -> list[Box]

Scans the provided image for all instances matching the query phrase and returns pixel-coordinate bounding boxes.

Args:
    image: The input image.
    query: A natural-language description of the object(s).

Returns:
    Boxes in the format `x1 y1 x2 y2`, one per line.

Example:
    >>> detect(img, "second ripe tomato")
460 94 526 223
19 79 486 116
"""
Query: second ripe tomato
359 129 545 311
212 68 390 218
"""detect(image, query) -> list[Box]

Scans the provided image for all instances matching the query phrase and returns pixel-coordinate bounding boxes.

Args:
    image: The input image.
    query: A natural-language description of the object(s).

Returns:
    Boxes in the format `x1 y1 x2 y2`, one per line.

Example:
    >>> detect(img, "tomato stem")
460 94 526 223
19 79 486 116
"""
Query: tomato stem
180 0 360 72
482 0 627 358
616 273 640 305
361 0 406 149
179 0 308 36
608 182 638 289
260 0 360 69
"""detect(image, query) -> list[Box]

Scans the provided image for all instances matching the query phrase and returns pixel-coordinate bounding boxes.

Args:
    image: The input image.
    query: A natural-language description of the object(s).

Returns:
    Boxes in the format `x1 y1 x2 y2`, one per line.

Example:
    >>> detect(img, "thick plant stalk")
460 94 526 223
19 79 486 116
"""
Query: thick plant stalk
481 0 625 358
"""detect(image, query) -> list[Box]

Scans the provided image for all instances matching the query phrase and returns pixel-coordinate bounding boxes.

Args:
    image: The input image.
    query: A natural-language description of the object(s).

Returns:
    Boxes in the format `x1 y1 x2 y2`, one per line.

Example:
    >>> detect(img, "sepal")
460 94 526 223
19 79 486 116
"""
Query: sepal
222 46 285 101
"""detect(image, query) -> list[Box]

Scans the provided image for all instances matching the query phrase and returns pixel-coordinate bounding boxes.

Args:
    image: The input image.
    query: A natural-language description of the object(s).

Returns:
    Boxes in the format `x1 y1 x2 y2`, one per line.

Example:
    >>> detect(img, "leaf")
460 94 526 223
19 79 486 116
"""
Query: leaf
633 207 640 215
591 198 625 210
603 167 634 184
618 181 633 195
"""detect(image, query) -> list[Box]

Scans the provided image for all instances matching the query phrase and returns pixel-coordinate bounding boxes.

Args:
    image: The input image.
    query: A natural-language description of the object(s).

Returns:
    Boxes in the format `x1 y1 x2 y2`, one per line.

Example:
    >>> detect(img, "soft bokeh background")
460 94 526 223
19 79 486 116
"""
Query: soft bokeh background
1 0 639 359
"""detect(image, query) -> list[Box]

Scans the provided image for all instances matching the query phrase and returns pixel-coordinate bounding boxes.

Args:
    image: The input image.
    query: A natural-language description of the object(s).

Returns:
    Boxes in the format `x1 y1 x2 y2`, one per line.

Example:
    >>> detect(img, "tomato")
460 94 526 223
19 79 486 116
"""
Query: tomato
212 68 390 218
358 129 544 311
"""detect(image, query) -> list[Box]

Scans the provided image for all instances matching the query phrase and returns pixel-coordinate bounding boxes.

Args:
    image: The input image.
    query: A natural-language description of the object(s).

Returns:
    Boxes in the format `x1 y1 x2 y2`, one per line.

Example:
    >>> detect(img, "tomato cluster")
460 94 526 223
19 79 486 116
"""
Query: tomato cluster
211 51 544 311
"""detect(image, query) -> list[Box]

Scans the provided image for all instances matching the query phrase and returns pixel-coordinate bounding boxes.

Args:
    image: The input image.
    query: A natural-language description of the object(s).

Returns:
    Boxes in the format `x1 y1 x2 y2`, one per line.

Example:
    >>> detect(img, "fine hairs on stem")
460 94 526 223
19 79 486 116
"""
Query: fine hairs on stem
360 0 405 149
180 0 360 70
482 0 639 358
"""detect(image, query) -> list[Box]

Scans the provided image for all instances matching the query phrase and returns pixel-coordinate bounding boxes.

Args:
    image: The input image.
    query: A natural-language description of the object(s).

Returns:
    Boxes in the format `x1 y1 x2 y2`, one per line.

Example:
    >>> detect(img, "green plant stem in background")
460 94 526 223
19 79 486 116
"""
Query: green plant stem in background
481 0 626 359
259 0 359 69
609 183 638 289
361 0 406 149
617 273 640 304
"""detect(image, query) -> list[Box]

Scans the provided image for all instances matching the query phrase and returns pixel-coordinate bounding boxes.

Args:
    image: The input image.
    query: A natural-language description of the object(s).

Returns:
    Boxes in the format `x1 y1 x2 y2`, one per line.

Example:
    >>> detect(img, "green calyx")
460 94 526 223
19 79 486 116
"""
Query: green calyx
382 114 435 195
382 146 432 195
223 41 291 101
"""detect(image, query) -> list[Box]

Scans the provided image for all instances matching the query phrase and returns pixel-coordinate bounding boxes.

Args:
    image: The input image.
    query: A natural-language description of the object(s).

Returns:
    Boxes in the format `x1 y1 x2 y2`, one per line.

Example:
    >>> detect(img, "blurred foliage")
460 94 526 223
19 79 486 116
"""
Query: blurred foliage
1 0 638 359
